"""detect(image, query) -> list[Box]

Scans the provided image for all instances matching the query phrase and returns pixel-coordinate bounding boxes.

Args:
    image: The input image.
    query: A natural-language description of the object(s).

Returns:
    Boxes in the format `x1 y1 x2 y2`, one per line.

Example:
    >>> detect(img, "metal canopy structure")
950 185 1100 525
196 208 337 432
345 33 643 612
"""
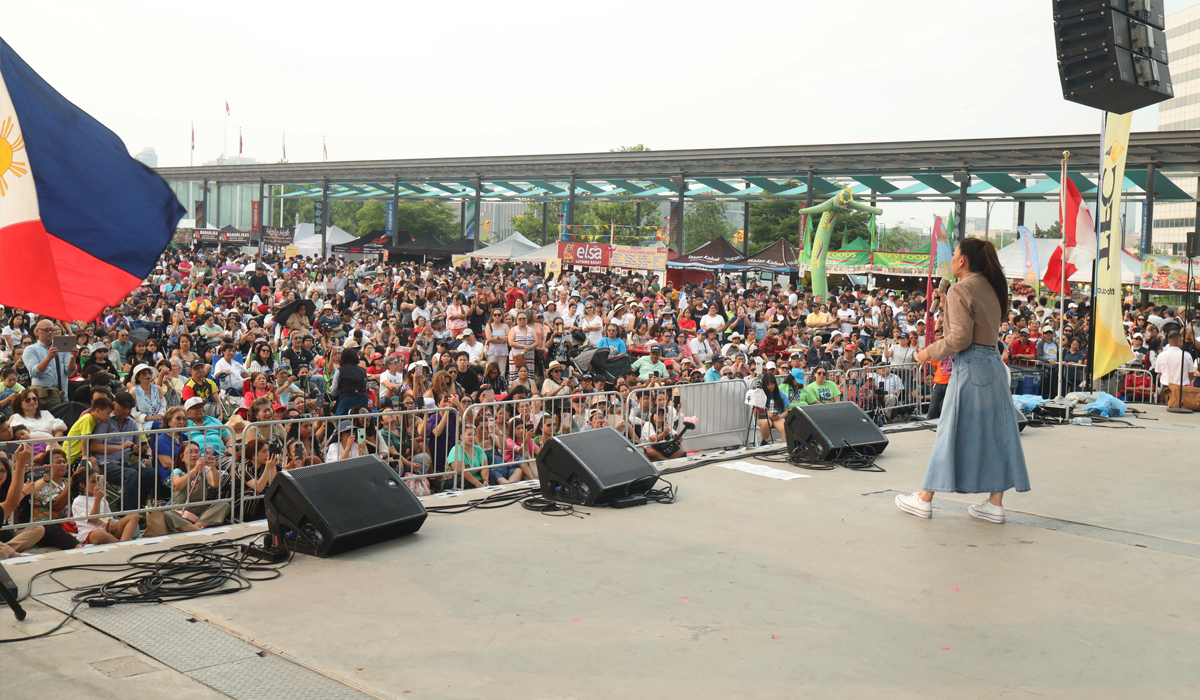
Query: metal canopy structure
158 131 1200 204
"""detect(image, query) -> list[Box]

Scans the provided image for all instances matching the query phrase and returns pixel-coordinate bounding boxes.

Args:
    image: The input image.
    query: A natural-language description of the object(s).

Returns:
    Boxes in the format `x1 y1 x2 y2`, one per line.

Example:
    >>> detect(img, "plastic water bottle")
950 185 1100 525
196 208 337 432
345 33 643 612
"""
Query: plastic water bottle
1070 416 1092 426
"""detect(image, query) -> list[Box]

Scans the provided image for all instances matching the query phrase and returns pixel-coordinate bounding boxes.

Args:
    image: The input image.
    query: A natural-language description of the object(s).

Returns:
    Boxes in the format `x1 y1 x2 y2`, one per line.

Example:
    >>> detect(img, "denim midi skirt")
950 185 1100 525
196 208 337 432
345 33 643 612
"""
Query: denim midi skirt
923 344 1030 494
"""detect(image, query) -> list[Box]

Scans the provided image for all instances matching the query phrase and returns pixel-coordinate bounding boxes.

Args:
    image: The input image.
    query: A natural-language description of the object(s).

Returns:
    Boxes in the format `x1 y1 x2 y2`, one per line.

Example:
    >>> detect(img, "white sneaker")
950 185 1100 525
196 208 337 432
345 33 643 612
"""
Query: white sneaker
895 492 932 518
968 499 1005 524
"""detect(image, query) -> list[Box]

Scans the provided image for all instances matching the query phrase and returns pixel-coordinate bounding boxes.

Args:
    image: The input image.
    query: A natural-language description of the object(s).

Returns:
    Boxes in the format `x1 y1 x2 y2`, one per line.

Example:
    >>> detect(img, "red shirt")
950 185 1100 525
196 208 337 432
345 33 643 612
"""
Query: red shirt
1009 339 1038 366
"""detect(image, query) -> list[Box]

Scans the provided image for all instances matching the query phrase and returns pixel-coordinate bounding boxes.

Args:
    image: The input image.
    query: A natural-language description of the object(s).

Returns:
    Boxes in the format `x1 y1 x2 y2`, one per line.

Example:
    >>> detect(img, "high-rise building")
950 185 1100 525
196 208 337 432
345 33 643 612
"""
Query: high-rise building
134 146 157 168
1154 3 1200 252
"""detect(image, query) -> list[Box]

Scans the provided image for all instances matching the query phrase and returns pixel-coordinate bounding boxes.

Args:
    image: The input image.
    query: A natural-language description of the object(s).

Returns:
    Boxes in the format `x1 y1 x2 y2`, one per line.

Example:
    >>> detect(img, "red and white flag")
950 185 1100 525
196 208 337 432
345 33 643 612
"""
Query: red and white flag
1044 178 1096 293
190 124 194 151
225 101 230 116
238 128 242 156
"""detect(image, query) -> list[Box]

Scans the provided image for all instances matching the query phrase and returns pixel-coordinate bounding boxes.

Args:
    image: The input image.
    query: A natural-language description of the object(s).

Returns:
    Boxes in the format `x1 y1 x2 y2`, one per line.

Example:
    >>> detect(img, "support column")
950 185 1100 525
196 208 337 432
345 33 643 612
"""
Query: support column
957 171 970 245
675 175 686 254
460 200 467 239
1141 163 1156 258
635 201 642 227
201 179 209 229
472 178 482 252
319 178 329 258
741 201 751 285
568 175 577 228
392 177 400 246
257 180 264 255
1017 179 1026 229
214 181 221 228
1140 163 1157 303
541 202 548 246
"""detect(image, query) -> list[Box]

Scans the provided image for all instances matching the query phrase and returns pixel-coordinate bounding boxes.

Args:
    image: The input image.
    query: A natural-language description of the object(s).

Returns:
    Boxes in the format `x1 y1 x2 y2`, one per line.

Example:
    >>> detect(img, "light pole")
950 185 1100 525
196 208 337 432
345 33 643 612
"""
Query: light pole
983 199 1002 244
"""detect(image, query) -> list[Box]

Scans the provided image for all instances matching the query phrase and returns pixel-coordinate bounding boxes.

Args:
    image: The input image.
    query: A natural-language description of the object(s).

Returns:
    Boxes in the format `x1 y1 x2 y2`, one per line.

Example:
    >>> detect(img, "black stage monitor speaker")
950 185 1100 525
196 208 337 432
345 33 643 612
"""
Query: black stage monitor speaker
1186 231 1198 259
537 427 659 506
1053 0 1173 113
785 403 889 461
265 455 427 557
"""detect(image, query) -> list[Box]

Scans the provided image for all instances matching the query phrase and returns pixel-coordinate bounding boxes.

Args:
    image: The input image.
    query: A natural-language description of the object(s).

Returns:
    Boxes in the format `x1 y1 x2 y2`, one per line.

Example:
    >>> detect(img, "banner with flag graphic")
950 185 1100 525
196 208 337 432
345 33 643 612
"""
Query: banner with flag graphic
1093 112 1135 380
0 39 183 321
1044 178 1096 293
934 217 952 279
1017 225 1040 287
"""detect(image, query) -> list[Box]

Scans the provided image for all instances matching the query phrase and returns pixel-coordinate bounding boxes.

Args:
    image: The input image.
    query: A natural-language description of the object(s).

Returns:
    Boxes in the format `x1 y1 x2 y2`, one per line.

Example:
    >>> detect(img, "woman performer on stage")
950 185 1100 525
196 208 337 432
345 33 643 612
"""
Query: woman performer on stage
896 238 1029 523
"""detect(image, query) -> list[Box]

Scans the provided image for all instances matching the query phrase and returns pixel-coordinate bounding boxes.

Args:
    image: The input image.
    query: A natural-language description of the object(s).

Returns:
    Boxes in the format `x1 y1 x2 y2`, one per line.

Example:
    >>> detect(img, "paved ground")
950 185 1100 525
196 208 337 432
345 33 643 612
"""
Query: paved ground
2 405 1198 700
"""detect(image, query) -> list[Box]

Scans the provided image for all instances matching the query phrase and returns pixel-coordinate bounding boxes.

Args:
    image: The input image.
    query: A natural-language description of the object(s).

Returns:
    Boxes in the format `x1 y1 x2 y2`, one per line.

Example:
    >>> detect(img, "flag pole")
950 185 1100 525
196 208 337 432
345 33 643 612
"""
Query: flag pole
1085 114 1107 391
1057 150 1069 399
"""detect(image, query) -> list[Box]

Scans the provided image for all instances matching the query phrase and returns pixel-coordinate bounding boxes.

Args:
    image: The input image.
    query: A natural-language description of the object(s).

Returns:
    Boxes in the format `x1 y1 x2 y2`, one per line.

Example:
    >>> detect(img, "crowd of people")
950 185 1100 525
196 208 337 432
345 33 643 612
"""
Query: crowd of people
1 243 1196 558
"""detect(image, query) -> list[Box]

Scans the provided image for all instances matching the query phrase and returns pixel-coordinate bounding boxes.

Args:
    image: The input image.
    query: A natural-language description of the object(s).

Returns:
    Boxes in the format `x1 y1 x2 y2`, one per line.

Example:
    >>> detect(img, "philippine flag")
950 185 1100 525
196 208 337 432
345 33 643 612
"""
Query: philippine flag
0 38 184 322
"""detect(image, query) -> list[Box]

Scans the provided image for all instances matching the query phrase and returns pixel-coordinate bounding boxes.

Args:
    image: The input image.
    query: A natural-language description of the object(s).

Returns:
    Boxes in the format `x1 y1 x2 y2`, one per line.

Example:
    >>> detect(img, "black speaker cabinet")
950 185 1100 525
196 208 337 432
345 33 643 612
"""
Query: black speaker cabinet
785 403 889 461
537 427 659 506
1053 0 1173 113
265 455 426 557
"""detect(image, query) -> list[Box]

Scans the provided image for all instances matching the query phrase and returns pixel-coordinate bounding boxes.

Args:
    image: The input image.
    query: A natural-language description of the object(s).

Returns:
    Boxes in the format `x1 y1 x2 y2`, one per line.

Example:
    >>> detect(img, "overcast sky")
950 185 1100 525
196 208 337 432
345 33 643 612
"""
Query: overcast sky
6 0 1197 231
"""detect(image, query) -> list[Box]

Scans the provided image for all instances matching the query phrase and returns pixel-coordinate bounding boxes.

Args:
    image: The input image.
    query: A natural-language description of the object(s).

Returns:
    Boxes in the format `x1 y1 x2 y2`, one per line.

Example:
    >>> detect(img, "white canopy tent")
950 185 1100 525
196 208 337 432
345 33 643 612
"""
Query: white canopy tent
467 232 539 260
291 225 357 257
995 238 1140 285
510 243 560 264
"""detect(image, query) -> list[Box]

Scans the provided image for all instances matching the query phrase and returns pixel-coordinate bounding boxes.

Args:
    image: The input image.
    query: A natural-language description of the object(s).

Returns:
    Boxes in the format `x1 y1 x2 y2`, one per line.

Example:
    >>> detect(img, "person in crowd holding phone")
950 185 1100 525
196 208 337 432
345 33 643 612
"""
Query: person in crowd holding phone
630 345 668 381
70 466 140 544
23 320 78 406
756 373 789 444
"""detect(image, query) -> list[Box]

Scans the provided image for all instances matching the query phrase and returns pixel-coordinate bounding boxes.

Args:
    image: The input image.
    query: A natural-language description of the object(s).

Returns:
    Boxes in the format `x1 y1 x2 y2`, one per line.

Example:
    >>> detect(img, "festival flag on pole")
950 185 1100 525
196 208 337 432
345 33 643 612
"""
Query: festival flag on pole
934 219 953 279
1092 112 1135 380
322 137 327 162
944 210 956 244
225 101 230 116
867 214 877 251
0 39 183 321
238 128 242 157
1044 178 1096 293
923 216 944 347
1017 225 1040 287
282 132 286 161
191 123 194 152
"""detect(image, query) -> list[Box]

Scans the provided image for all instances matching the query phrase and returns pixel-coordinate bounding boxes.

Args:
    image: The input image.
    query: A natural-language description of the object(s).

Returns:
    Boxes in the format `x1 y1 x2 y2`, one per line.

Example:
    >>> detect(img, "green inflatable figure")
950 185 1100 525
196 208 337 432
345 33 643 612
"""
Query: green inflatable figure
798 188 883 299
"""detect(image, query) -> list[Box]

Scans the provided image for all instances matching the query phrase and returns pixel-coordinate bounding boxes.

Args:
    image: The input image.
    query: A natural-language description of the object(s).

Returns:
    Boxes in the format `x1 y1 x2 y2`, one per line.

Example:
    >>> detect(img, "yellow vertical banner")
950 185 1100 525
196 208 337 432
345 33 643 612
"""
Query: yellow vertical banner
1093 112 1135 380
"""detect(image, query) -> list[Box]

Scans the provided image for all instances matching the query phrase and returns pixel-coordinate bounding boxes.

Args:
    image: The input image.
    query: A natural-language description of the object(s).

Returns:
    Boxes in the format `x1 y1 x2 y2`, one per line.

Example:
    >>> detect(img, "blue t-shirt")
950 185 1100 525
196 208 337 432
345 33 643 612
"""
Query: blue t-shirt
153 426 184 486
597 337 626 355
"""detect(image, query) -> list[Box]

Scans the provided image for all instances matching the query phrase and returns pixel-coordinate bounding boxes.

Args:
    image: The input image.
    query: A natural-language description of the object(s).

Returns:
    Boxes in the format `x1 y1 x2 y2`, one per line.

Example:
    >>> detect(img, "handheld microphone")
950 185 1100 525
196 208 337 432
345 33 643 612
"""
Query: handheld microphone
929 278 950 315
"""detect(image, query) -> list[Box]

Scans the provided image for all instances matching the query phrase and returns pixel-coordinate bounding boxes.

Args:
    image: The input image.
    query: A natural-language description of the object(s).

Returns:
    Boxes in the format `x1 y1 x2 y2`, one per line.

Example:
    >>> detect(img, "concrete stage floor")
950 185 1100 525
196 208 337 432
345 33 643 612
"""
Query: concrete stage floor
3 406 1199 700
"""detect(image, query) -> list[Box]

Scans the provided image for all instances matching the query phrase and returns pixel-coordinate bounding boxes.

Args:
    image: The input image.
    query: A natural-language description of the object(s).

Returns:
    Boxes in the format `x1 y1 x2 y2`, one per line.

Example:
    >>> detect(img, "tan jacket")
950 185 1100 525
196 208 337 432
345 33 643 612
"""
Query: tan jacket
926 272 1003 363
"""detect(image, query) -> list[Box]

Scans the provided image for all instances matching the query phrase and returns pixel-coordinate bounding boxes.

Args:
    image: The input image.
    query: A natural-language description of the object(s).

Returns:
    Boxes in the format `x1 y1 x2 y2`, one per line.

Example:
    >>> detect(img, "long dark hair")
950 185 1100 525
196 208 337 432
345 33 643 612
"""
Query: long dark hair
958 238 1007 311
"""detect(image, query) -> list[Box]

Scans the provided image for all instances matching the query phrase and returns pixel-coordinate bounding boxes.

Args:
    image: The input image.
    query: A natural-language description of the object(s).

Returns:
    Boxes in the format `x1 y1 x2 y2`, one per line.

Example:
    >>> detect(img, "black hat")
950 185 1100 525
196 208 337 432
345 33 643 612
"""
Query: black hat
114 392 136 408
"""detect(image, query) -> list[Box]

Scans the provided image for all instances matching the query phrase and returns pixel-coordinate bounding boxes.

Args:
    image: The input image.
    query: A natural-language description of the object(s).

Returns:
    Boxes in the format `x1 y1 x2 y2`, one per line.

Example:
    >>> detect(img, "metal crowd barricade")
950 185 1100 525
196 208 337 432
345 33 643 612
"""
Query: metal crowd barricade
1094 365 1160 405
233 405 461 522
835 361 926 422
622 378 753 452
0 422 234 538
455 390 623 488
